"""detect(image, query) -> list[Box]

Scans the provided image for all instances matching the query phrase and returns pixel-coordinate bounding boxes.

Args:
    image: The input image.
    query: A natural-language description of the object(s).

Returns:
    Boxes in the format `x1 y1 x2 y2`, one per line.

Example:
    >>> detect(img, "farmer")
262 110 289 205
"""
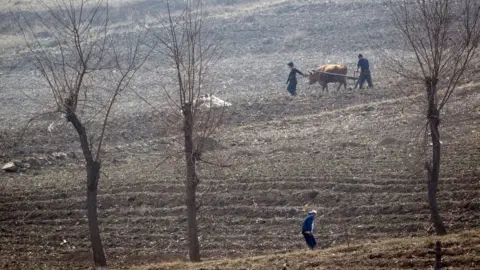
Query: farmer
302 209 317 250
286 62 307 96
356 54 373 89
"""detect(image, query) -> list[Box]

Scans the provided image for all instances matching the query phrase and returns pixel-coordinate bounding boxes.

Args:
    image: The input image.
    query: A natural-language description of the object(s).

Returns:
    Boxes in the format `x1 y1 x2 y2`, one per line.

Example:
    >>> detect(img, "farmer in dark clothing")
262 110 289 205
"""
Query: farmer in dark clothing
302 210 317 250
356 54 373 89
286 62 306 96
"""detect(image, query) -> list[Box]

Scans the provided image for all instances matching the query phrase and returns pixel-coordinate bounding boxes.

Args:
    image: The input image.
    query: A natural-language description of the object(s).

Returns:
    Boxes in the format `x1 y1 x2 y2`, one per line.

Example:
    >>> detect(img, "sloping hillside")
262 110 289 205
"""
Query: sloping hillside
1 0 479 269
131 229 480 270
1 84 479 269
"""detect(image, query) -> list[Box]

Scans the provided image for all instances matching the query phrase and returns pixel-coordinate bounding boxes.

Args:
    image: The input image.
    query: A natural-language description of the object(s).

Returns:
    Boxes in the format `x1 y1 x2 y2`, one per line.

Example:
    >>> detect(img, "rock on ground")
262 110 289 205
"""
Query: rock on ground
52 152 68 159
195 94 232 109
2 160 23 172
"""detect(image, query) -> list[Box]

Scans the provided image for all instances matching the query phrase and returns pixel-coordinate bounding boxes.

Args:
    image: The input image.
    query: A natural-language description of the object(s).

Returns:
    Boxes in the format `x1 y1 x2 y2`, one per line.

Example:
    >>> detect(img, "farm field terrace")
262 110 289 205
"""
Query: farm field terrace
0 0 479 269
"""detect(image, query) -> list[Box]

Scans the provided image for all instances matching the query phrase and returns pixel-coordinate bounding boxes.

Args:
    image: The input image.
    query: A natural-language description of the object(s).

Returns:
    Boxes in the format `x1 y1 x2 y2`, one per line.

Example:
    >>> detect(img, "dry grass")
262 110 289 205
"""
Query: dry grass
131 229 480 270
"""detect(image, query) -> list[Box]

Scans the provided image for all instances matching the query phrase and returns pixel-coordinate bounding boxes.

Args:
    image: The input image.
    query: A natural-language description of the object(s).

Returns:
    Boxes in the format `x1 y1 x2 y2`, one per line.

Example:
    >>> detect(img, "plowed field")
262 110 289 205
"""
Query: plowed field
1 0 479 269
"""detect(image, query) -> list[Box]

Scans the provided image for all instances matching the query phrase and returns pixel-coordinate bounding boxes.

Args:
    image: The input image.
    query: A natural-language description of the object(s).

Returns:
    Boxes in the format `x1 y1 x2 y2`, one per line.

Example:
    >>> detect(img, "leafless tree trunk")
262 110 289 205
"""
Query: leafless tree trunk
425 77 446 235
67 109 106 264
14 0 152 267
150 0 222 262
435 240 442 270
390 0 480 235
182 103 201 261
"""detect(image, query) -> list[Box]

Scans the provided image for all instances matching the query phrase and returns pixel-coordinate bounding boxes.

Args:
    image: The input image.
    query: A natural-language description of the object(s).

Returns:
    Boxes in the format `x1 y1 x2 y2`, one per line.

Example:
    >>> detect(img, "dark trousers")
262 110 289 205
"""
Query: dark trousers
303 232 316 249
358 70 373 89
287 81 297 96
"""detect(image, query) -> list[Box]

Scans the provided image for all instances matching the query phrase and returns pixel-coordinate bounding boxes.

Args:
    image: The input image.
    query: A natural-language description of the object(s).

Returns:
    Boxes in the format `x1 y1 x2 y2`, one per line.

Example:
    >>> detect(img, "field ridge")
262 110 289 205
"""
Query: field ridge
131 229 480 270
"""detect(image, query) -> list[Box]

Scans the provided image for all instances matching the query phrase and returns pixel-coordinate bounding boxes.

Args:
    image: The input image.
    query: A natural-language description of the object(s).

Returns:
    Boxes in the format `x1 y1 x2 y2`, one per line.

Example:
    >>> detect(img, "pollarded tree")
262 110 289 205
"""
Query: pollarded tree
390 0 480 235
14 0 153 267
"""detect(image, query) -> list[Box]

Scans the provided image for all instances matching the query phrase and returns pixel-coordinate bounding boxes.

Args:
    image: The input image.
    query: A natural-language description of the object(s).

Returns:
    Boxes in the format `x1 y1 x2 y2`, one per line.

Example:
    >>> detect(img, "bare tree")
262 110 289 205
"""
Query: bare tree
14 0 152 267
390 0 480 235
149 0 222 262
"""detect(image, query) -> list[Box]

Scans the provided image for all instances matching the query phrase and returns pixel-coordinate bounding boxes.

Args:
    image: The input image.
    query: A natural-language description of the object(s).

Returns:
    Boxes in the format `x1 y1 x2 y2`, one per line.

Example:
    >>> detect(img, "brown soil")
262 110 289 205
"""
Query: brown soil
131 229 480 270
1 1 480 270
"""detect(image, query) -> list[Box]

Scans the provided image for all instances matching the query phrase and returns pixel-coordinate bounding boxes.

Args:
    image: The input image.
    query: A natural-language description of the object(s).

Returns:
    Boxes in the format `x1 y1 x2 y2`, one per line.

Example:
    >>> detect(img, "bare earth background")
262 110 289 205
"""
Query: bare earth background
0 0 479 269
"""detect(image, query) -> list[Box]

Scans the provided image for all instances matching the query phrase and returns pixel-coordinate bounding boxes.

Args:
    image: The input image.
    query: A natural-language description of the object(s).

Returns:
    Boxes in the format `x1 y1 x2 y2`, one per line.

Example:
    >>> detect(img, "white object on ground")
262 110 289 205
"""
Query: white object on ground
195 94 232 109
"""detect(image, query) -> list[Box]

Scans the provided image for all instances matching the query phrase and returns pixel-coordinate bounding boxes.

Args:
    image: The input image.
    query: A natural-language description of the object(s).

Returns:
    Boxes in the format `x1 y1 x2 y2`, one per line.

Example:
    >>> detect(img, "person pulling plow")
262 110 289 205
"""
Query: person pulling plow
355 54 374 89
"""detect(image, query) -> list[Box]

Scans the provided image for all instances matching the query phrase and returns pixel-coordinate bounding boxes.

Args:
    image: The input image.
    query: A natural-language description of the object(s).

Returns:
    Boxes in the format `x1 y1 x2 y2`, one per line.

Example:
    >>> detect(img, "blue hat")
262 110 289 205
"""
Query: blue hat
287 62 294 67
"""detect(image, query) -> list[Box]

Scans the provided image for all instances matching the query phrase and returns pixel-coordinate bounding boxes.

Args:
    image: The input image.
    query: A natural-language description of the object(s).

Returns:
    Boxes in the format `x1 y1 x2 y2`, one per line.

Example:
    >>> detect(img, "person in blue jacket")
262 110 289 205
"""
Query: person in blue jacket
356 54 374 89
286 62 306 96
302 210 317 250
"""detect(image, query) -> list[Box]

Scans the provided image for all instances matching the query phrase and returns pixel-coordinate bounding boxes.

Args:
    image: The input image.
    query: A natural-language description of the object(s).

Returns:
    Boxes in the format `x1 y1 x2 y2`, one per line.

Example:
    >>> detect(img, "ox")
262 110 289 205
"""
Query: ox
308 64 348 92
